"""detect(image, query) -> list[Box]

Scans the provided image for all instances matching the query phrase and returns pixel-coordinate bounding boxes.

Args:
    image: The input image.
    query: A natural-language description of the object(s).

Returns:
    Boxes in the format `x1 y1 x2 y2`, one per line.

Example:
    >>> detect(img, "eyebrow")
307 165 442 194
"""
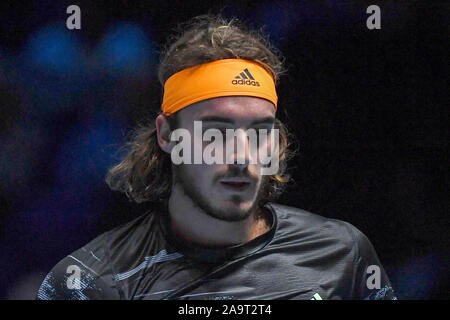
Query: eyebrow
198 115 275 126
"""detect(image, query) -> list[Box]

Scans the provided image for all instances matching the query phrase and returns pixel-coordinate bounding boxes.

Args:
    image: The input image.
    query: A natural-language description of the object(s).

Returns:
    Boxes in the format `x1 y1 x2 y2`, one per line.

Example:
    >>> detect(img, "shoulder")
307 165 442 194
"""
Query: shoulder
267 203 396 299
266 202 373 262
37 210 157 300
36 234 116 300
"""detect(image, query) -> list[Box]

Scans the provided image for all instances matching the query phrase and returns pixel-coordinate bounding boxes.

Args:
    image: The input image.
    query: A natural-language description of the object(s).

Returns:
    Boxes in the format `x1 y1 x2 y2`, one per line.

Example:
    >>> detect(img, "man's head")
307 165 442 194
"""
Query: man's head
156 96 276 221
106 15 294 213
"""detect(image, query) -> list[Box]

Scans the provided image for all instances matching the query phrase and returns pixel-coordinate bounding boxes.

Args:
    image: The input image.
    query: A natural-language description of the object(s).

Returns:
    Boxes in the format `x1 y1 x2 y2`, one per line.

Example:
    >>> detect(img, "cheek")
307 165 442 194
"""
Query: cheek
255 131 277 164
186 164 215 187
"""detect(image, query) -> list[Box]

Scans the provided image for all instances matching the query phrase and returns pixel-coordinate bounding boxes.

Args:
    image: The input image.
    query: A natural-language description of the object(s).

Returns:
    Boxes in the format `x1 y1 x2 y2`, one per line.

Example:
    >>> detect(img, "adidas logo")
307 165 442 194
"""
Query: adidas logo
310 293 323 300
231 68 260 86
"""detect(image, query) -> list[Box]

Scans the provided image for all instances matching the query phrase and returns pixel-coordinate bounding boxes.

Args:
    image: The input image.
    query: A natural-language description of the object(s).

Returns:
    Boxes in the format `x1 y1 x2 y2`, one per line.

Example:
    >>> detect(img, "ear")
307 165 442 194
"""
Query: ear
156 114 174 154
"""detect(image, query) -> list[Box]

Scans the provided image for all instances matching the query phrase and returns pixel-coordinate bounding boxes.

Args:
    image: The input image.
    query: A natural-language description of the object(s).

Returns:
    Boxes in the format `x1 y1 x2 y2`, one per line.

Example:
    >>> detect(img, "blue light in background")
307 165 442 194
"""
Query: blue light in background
24 25 82 73
250 1 365 48
250 1 308 47
53 112 123 189
18 25 89 116
15 112 124 235
387 254 444 299
96 23 157 76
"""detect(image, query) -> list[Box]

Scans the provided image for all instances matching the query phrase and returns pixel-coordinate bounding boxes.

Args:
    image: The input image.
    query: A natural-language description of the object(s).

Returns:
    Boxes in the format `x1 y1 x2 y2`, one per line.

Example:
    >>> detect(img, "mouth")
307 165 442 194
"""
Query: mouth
220 180 251 190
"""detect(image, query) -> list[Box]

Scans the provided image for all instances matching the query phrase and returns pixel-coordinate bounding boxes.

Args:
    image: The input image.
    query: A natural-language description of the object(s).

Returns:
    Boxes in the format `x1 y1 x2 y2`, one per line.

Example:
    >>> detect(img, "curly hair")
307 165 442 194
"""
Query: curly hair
105 14 295 205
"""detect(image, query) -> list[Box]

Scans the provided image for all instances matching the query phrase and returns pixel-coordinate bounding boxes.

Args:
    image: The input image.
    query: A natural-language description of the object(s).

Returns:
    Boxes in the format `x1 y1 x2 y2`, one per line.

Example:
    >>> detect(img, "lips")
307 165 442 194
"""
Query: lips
220 181 250 190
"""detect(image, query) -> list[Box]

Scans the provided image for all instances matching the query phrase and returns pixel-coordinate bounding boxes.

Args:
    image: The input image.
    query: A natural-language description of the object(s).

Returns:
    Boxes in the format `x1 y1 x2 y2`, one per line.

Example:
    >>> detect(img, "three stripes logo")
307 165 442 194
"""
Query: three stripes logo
310 293 323 300
231 68 260 86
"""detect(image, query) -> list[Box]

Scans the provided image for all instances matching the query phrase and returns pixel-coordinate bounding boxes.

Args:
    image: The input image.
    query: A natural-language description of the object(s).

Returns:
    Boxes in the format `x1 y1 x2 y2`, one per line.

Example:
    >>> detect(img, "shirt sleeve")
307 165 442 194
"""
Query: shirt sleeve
347 225 398 300
36 233 121 300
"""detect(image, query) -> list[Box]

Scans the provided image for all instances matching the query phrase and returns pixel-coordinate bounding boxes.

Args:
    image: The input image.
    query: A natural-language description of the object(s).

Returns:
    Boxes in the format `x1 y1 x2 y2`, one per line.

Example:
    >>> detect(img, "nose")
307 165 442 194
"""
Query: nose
225 128 253 168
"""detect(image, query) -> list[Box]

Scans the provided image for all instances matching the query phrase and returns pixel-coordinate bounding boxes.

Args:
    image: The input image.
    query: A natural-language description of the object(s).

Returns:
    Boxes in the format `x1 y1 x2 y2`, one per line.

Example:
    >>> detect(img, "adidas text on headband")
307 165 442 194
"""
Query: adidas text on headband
161 59 278 115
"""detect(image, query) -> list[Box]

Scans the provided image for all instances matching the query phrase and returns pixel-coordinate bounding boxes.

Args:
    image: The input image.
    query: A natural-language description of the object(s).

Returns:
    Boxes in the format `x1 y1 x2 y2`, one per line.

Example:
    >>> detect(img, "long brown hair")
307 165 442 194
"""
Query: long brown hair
105 14 296 204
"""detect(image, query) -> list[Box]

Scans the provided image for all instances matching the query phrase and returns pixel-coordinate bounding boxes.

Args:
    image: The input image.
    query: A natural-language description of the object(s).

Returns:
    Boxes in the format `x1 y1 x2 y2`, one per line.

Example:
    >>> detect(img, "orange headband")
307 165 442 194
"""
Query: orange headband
161 59 278 114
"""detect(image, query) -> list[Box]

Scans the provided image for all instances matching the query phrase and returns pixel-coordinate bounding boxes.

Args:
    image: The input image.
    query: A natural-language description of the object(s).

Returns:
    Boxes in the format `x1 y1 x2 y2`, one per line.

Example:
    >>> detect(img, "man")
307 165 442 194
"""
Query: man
37 15 396 300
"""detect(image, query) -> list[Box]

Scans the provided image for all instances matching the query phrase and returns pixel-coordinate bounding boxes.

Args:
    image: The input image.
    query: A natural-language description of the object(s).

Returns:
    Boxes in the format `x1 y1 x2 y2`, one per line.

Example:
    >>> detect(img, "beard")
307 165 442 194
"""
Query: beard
172 164 268 222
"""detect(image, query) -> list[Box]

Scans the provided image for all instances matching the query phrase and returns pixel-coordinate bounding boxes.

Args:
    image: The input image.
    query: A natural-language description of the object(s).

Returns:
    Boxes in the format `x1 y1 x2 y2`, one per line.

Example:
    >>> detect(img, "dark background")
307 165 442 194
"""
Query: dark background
0 0 448 299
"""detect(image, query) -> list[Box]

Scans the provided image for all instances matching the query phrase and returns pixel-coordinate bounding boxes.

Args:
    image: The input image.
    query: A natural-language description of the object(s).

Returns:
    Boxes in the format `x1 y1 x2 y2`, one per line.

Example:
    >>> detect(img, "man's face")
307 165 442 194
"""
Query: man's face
171 96 276 222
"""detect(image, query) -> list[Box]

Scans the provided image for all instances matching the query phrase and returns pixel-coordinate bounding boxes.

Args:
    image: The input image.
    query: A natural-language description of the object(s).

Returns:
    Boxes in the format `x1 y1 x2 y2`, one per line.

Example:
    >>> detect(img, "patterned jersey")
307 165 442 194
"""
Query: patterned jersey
37 202 397 300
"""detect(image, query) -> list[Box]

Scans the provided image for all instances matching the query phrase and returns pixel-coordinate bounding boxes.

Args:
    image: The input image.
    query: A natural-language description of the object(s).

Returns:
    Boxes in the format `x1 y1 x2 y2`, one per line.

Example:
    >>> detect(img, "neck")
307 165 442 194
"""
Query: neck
167 184 270 248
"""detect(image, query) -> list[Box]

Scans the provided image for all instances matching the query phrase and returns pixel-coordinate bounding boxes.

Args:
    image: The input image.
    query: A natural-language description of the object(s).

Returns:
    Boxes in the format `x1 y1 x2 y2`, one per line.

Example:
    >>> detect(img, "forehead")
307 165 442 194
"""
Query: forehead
176 96 276 124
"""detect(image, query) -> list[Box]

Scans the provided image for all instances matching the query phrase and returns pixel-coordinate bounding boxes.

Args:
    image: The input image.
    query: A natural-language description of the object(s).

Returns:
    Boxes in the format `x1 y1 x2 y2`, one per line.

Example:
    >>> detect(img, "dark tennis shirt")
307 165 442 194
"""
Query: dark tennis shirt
37 202 397 300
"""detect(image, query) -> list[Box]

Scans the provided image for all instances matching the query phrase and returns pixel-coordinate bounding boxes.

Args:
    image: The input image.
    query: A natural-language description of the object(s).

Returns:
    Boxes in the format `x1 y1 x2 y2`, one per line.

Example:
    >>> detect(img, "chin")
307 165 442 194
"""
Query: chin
221 199 255 216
